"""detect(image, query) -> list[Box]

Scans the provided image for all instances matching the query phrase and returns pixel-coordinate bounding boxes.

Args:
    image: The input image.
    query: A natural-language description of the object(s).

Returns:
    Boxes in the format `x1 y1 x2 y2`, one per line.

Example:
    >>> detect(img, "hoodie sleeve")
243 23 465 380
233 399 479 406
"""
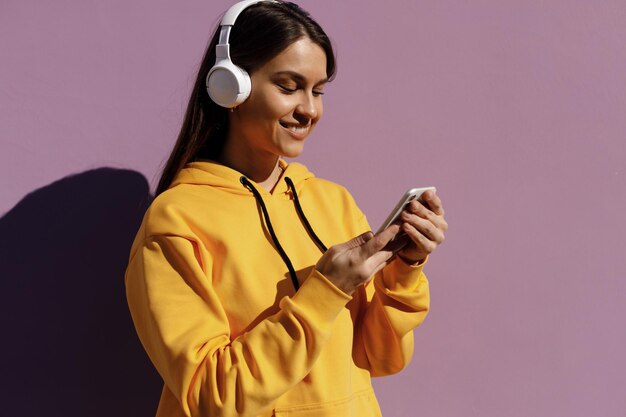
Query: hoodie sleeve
349 210 431 377
125 233 351 417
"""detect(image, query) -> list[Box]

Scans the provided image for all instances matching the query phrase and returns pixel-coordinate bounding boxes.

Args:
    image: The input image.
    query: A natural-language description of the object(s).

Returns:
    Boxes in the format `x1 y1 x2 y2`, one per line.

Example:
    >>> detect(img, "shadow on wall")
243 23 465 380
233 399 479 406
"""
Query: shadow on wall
0 168 162 417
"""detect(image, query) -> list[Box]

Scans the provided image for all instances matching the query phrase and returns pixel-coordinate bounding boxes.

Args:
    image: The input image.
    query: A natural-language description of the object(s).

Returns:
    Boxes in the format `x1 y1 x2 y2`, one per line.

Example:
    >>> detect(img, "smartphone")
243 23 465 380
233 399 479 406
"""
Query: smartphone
375 187 437 235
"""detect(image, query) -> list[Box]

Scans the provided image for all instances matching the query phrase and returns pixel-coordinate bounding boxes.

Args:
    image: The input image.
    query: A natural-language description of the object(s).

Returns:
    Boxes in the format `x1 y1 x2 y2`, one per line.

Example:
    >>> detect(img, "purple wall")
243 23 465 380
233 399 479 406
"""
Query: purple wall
2 1 625 416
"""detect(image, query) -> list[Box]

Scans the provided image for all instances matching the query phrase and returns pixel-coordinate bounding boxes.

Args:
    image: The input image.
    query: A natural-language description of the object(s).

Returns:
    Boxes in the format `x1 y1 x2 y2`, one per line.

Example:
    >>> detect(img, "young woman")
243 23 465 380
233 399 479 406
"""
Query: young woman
125 1 448 416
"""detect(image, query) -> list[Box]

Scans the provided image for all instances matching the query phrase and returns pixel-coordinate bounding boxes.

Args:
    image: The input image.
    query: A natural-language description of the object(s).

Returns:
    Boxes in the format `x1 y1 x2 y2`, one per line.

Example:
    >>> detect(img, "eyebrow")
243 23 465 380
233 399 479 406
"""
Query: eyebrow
272 71 328 87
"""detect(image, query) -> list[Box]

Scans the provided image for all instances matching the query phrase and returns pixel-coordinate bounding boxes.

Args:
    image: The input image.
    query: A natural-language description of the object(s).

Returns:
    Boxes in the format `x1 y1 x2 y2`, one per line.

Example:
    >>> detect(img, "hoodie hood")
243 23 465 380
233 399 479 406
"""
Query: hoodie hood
170 159 315 197
168 158 321 291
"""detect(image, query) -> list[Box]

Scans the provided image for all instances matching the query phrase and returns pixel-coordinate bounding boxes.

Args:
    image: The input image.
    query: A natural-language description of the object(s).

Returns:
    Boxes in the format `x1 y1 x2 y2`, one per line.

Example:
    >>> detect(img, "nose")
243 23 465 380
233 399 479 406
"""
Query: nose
295 91 319 122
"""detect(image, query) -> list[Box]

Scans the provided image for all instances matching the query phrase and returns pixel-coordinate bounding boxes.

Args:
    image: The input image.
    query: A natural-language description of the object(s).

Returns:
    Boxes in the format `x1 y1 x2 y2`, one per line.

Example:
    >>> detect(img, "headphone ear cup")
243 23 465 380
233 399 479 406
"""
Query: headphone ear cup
206 60 252 108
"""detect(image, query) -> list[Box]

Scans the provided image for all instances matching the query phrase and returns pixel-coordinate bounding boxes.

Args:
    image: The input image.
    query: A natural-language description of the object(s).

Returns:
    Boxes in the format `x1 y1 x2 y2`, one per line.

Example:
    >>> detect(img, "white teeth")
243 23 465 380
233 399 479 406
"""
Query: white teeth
288 126 307 133
283 124 308 133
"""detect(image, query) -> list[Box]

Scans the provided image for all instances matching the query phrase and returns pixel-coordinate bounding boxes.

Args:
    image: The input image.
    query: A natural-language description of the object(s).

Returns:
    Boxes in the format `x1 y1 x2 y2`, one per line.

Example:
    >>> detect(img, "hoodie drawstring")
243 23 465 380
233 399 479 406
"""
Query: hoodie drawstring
240 176 300 291
284 177 328 253
240 176 328 292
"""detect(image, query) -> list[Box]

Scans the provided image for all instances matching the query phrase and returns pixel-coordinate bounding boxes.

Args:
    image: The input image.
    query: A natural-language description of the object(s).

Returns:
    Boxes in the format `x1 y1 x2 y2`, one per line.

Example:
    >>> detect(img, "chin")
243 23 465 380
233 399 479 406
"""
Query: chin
280 143 305 159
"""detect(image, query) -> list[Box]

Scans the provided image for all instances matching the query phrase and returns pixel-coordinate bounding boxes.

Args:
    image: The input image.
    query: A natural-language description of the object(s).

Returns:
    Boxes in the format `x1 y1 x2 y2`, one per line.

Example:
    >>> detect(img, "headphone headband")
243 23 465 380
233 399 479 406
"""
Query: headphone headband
221 0 275 26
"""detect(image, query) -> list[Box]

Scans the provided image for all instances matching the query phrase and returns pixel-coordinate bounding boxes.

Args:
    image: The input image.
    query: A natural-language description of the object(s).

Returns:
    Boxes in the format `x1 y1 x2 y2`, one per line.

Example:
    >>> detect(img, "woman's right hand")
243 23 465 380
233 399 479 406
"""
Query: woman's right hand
315 225 403 295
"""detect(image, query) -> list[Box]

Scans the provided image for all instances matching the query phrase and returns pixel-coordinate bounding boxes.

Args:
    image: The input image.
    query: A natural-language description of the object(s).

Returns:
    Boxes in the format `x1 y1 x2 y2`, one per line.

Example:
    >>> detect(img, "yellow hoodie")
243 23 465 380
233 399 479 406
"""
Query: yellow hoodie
125 160 430 417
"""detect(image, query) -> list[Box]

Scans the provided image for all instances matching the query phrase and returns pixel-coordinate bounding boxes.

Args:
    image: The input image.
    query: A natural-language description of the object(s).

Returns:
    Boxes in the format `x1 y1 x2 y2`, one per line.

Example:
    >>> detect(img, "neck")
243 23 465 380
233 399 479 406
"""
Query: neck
219 140 284 193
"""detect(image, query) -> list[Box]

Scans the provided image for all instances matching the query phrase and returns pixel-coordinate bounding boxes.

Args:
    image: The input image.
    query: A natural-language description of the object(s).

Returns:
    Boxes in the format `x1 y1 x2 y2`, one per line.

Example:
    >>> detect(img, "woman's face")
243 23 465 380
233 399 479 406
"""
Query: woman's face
227 37 328 159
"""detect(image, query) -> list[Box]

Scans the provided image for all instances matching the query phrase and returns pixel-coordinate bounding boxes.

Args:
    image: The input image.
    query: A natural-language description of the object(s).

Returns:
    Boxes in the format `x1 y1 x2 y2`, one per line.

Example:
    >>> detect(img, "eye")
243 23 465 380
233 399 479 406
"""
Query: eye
312 90 325 97
277 84 297 94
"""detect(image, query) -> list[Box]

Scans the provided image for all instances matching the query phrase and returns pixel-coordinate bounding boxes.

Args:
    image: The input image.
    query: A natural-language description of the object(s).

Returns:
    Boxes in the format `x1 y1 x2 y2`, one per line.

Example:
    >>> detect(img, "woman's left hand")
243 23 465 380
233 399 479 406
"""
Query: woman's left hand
396 190 448 264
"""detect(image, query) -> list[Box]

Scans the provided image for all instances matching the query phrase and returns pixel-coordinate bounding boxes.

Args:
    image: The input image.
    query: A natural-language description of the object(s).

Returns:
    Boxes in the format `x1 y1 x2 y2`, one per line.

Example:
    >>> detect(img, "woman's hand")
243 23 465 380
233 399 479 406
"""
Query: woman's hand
396 190 448 264
316 225 402 295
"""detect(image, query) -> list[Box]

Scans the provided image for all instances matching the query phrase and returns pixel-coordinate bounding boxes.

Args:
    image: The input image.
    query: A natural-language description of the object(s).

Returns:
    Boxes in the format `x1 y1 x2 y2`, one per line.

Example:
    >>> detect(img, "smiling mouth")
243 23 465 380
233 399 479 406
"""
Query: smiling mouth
280 122 311 133
279 122 310 134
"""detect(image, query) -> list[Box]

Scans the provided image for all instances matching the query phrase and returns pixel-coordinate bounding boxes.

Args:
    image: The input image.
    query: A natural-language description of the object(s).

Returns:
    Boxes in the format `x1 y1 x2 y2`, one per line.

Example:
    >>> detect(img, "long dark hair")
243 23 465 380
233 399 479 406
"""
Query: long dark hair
155 1 336 196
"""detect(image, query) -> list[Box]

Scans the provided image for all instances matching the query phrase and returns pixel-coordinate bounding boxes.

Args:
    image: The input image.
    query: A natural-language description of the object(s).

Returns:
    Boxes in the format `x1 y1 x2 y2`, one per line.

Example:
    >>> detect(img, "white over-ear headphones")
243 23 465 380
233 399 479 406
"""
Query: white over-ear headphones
206 0 278 108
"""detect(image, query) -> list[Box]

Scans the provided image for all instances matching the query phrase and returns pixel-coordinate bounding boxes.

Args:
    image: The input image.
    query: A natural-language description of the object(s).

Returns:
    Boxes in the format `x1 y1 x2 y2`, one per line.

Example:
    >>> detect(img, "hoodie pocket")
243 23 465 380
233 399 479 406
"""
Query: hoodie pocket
272 388 382 417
